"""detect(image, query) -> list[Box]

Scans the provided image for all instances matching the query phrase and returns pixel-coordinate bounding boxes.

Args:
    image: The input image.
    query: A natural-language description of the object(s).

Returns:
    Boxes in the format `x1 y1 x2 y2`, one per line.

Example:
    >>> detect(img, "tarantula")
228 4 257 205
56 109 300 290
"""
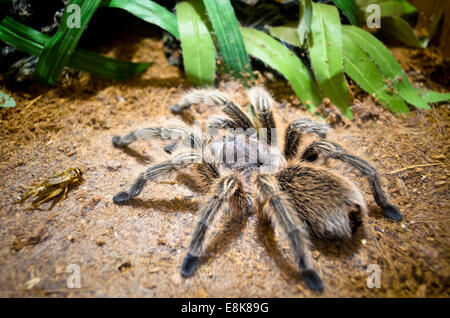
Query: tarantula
111 87 402 291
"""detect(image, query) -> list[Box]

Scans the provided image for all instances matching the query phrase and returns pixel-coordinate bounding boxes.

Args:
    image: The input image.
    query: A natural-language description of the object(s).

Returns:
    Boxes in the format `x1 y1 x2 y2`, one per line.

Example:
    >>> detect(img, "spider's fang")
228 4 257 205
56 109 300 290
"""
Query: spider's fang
181 253 198 277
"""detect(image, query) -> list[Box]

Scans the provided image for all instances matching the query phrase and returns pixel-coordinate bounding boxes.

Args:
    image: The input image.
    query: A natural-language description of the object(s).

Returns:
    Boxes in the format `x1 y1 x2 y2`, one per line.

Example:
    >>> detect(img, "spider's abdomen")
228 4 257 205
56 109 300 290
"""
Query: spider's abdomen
276 165 367 240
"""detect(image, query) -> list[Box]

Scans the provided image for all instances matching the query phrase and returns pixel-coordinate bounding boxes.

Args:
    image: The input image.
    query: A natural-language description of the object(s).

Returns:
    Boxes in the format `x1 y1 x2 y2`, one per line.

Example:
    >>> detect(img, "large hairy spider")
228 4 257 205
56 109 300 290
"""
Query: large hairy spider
111 87 402 291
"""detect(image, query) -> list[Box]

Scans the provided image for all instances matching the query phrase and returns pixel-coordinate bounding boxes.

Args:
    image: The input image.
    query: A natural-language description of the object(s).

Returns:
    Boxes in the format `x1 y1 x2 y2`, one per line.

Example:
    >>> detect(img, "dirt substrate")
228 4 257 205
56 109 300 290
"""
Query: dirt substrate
0 33 449 297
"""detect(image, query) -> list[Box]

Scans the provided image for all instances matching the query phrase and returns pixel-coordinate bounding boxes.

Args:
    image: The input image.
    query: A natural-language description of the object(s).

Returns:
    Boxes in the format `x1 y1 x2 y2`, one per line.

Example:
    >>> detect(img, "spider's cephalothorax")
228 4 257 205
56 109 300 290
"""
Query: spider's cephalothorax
111 87 402 292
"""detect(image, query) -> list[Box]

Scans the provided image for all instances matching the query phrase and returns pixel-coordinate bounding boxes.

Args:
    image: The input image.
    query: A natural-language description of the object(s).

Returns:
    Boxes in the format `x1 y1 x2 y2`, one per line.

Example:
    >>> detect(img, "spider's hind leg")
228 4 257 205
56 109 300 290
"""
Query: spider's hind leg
304 140 402 221
254 174 324 292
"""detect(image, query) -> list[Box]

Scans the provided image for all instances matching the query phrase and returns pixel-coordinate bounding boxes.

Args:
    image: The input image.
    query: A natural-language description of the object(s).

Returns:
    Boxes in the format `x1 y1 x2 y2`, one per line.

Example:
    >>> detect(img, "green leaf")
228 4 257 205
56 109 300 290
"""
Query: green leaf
176 0 215 85
342 25 430 110
0 18 43 57
399 0 418 15
418 90 450 104
33 0 102 85
101 0 180 39
0 91 16 108
331 0 360 26
342 32 409 113
298 0 312 46
203 0 252 78
240 27 321 111
69 49 151 80
382 16 422 48
309 3 352 119
0 17 151 80
269 22 301 47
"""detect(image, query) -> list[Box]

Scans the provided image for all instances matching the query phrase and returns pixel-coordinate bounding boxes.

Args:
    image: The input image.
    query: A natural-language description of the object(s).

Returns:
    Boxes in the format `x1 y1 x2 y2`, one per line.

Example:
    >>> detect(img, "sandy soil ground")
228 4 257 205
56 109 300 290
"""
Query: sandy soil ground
0 33 449 298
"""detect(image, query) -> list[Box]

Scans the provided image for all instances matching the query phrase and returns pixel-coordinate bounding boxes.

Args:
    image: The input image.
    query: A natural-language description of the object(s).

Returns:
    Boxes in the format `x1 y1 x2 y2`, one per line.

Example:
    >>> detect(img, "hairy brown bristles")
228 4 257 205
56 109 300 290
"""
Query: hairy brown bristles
112 86 403 292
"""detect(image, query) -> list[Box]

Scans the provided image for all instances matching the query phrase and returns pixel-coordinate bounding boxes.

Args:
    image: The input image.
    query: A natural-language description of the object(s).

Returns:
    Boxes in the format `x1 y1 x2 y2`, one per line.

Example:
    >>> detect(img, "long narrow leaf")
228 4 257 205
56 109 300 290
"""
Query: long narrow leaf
342 25 429 110
342 32 409 113
176 0 215 85
418 90 450 104
101 0 179 39
2 17 50 45
298 0 312 46
203 0 252 78
0 17 151 80
382 16 422 48
70 49 151 80
0 19 43 57
269 22 301 47
240 27 321 111
331 0 360 26
33 0 102 85
309 3 352 119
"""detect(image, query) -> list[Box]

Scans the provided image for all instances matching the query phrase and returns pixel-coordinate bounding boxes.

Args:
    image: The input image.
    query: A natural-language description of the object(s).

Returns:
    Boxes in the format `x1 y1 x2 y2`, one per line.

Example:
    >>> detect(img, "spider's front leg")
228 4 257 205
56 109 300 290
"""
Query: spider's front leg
181 174 248 277
113 152 202 204
284 118 329 160
112 125 202 154
254 174 324 292
171 88 255 130
171 88 230 114
303 140 402 221
112 126 188 148
247 86 277 145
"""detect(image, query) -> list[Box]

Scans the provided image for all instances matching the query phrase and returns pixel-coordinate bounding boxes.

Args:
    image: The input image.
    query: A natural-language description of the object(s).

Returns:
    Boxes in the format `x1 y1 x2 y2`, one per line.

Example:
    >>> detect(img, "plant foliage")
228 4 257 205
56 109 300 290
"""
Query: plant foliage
309 3 352 118
0 0 447 118
203 0 252 78
176 0 215 85
0 0 179 84
0 17 151 80
33 0 102 85
241 27 321 110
